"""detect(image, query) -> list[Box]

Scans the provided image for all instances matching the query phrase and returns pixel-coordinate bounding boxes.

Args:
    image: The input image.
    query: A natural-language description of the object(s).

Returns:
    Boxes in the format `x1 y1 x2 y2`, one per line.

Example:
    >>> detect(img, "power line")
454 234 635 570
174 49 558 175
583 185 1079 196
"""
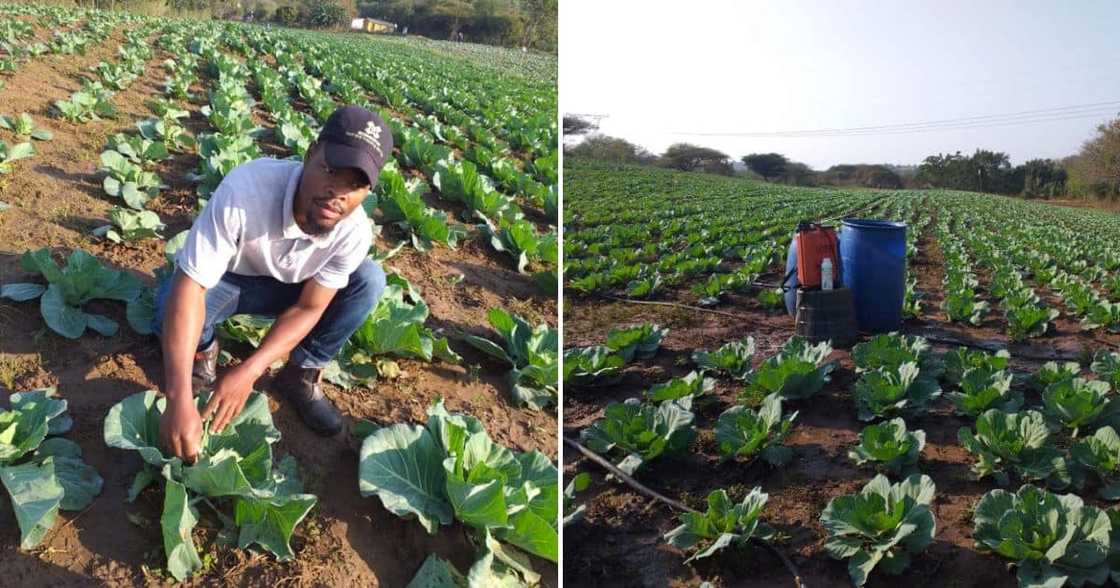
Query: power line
675 100 1120 138
768 109 1119 138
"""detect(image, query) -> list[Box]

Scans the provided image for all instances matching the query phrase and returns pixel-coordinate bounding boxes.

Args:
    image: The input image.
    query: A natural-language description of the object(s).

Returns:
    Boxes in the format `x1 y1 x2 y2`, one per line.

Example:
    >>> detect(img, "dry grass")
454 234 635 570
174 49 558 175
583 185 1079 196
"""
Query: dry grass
0 353 40 390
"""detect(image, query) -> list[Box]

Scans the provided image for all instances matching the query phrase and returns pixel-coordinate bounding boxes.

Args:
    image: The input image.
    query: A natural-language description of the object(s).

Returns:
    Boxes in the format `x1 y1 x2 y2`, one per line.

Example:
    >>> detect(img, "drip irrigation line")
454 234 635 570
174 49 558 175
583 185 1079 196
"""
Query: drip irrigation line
563 437 805 588
600 295 787 328
907 328 1087 362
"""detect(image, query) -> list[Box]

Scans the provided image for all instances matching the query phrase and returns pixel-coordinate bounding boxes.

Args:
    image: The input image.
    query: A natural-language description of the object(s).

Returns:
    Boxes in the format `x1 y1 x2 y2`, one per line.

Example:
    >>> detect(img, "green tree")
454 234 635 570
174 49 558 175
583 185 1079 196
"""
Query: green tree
741 153 788 181
1066 117 1120 200
661 143 731 173
779 161 816 186
1020 159 1067 198
972 149 1012 193
429 0 473 40
566 135 654 164
563 115 596 136
519 0 557 50
306 0 349 27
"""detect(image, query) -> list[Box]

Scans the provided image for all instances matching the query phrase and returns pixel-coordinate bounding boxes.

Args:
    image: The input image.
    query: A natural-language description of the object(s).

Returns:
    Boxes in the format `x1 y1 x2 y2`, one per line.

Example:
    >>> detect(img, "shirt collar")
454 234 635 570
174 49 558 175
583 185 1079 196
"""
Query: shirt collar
282 161 335 244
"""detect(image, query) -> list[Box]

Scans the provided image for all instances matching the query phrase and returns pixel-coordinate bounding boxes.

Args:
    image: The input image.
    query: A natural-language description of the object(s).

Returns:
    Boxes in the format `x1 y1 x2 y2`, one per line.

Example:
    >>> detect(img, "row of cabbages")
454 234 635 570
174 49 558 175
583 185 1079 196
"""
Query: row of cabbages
566 326 1120 587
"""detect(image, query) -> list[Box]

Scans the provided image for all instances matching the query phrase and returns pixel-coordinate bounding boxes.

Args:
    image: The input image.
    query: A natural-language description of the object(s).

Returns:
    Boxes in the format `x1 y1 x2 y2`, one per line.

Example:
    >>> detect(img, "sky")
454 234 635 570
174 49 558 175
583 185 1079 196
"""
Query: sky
560 0 1120 169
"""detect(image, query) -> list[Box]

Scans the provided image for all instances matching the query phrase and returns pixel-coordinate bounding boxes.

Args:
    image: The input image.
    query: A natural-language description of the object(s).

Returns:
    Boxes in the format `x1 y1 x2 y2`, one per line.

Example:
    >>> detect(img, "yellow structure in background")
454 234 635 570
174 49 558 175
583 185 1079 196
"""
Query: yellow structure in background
349 18 397 34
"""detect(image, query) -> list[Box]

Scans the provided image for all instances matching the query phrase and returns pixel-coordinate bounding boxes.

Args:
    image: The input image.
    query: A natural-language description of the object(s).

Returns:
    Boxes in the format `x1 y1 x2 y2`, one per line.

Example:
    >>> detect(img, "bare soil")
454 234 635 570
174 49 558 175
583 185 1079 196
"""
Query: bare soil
0 27 556 588
563 219 1120 588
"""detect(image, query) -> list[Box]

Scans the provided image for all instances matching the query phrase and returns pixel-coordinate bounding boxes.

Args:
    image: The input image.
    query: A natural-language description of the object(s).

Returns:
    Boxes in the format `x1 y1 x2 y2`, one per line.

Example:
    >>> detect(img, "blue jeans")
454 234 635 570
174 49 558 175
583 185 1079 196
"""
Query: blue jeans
151 258 386 368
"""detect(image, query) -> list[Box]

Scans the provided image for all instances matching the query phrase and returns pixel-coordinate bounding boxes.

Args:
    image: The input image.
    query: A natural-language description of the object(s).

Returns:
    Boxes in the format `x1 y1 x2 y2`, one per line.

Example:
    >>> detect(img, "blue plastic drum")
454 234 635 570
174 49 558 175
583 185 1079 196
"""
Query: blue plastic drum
839 219 907 332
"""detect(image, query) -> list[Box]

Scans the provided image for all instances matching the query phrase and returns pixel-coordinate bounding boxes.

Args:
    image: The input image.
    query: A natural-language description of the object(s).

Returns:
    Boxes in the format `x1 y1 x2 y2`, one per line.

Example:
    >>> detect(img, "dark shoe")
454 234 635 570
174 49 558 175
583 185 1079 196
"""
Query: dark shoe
273 363 343 437
192 339 219 392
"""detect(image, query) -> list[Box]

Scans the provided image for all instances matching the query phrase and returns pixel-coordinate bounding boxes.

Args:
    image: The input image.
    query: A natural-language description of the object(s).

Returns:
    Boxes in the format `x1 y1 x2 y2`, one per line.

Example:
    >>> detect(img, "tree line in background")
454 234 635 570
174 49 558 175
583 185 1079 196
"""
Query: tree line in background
79 0 556 49
357 0 556 50
563 115 1120 202
116 0 359 28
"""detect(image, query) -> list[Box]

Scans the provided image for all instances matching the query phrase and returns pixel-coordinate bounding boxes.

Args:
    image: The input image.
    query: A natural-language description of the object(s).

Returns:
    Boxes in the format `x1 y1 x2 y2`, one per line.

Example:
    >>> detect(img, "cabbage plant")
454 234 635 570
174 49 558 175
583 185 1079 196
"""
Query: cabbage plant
1092 350 1120 390
465 307 557 410
958 409 1067 487
944 290 989 325
1081 301 1120 332
104 390 317 581
948 367 1021 417
562 323 665 388
359 399 557 583
99 149 164 209
820 474 936 587
349 283 461 364
663 487 774 564
852 362 941 422
1070 426 1120 500
972 485 1111 588
848 417 925 476
714 394 796 465
605 323 667 361
0 139 33 174
692 337 756 381
562 473 591 527
1041 377 1113 437
851 332 941 378
943 346 1010 386
376 162 464 252
1030 361 1082 392
1 389 102 549
92 207 165 243
563 345 625 387
482 216 550 274
106 132 170 165
0 113 52 140
53 87 115 123
0 248 142 338
1006 303 1060 341
325 277 461 389
742 336 835 402
645 371 714 403
580 398 695 476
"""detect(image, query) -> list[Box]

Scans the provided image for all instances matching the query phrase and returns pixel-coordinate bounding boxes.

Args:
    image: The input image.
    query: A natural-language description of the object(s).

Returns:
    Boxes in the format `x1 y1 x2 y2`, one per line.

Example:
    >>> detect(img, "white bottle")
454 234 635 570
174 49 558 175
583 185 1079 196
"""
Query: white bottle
821 258 834 290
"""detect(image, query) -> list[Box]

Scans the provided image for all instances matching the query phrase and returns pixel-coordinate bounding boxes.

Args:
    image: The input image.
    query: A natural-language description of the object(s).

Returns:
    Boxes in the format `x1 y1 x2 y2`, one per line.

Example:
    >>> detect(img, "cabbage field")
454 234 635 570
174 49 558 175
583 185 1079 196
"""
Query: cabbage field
0 4 556 586
562 159 1120 587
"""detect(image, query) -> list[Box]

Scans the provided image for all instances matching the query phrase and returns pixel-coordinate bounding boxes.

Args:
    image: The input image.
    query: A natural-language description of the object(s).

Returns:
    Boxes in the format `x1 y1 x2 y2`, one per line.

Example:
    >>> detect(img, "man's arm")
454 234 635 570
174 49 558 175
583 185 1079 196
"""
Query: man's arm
159 268 208 462
202 279 338 432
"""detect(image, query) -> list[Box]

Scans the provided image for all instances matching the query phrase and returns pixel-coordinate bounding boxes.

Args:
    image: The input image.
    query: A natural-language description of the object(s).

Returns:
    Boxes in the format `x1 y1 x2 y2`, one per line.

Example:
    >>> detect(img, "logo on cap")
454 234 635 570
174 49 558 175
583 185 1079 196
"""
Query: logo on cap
347 121 384 159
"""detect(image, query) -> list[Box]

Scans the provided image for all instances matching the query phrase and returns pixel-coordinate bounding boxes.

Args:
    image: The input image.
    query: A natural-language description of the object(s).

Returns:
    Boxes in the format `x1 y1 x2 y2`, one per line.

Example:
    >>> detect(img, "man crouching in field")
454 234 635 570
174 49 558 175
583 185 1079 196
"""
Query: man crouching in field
151 106 392 462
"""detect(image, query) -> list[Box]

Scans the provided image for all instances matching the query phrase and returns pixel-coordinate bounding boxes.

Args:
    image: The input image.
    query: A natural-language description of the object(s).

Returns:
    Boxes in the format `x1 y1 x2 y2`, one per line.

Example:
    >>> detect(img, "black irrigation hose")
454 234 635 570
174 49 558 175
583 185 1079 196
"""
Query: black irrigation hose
600 295 779 323
564 437 805 588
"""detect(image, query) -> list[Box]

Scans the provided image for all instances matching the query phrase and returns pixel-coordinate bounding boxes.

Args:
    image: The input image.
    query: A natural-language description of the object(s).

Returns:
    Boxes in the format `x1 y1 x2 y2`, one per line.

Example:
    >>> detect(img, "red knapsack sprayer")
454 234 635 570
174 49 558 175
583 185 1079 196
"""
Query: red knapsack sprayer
793 221 840 289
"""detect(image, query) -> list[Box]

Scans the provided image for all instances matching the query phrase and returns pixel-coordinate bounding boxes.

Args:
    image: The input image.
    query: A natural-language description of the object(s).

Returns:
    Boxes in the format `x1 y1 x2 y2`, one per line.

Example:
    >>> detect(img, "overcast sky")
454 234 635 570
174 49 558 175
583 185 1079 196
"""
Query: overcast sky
560 0 1120 169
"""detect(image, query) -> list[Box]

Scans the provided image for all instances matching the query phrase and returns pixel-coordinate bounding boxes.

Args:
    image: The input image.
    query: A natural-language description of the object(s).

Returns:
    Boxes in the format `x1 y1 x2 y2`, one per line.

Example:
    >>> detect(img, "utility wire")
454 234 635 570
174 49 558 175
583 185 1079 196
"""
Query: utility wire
675 100 1120 138
785 110 1119 138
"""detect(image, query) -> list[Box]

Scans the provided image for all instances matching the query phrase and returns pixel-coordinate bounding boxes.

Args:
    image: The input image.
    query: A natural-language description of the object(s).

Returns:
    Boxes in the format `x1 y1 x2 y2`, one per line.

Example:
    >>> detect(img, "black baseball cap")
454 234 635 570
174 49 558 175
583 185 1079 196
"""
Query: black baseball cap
318 106 394 189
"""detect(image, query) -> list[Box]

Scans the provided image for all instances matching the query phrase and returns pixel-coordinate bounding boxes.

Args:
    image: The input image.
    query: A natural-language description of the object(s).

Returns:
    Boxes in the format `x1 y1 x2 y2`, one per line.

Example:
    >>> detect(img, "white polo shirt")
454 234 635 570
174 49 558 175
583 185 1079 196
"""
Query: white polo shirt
176 158 373 290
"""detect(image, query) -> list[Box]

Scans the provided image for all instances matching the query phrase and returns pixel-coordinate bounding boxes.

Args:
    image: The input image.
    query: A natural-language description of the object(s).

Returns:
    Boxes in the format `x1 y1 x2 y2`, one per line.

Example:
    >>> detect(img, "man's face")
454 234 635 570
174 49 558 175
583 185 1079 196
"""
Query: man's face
295 144 371 235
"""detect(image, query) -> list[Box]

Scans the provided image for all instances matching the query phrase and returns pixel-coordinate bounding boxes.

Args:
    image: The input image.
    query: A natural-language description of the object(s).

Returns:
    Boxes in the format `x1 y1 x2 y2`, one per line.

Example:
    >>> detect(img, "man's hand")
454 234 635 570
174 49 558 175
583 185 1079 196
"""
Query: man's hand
161 398 203 463
202 362 261 433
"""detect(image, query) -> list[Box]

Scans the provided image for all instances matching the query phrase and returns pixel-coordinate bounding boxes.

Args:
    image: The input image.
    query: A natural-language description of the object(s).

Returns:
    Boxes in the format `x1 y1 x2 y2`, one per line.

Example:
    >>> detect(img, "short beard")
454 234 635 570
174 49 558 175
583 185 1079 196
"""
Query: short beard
304 215 334 235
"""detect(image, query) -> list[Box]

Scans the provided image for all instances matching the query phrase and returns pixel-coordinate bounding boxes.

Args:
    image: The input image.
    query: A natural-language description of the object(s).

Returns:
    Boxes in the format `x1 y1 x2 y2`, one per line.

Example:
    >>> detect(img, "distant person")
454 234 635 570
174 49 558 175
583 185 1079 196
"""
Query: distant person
402 25 408 35
151 106 393 462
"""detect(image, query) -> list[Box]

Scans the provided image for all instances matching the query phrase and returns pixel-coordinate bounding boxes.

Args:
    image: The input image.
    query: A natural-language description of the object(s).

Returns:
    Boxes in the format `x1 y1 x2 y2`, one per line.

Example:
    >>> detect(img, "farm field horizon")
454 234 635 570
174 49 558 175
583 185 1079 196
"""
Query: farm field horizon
561 158 1120 587
0 3 558 586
